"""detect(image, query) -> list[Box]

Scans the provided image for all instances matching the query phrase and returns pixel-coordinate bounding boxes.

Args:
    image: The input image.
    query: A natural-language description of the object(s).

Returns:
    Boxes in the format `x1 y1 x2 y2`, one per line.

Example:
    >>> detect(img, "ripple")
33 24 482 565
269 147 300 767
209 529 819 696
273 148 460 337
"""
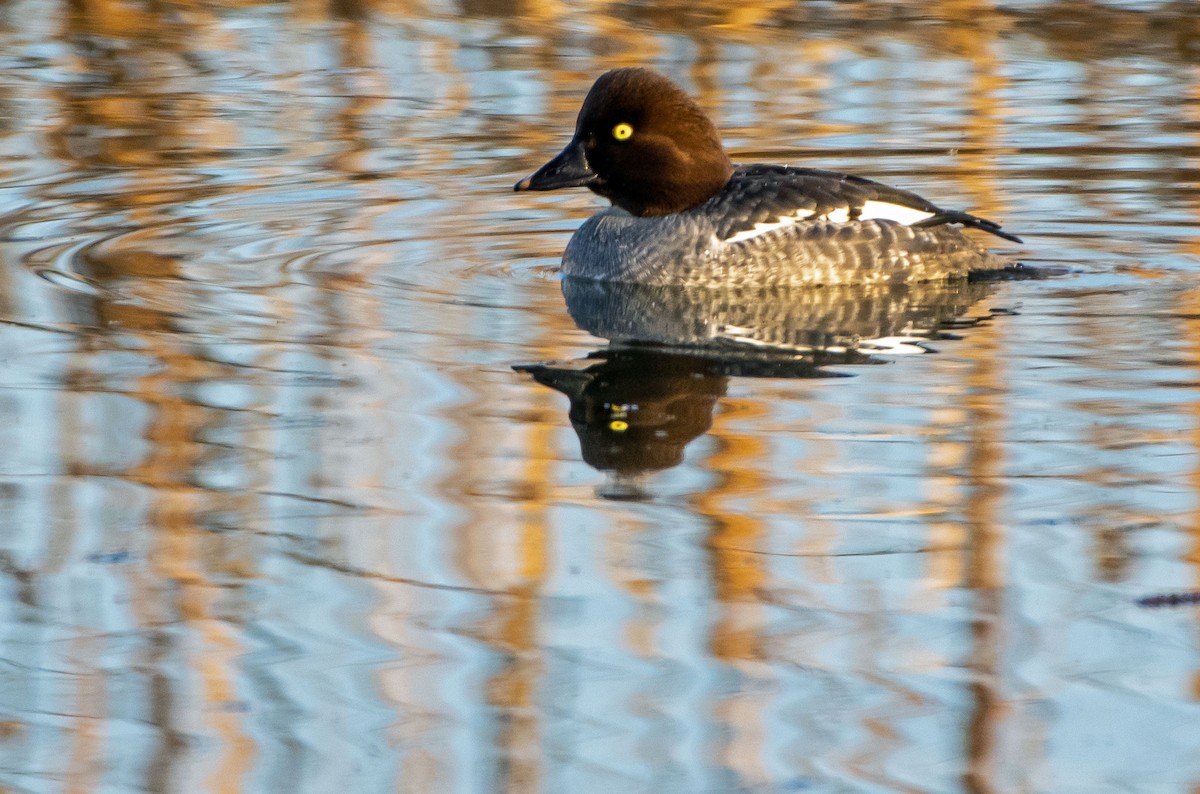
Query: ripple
33 266 109 296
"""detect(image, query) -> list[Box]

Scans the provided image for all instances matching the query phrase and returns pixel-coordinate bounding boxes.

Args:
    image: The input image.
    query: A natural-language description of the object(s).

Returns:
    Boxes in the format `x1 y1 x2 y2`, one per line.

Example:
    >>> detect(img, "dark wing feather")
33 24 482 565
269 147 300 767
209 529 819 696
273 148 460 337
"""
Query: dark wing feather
912 211 1023 243
712 165 1021 244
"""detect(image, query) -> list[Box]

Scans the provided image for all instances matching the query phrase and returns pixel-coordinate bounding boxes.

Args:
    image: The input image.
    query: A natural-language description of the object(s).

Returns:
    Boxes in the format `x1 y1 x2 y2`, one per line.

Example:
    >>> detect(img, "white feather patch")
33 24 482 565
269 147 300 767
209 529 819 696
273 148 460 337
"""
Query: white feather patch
859 200 935 225
818 202 935 225
723 209 815 244
722 200 936 245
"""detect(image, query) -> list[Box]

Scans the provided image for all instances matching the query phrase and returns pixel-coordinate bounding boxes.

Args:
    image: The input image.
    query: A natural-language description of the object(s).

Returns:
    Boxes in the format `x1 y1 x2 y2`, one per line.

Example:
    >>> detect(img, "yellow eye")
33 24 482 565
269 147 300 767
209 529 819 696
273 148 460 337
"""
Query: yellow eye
612 123 634 141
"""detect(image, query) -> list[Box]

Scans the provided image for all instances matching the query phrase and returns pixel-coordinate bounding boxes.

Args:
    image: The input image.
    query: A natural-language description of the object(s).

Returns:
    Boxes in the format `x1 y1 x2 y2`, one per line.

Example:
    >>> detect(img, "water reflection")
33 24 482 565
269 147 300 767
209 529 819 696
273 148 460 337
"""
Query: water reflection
519 350 732 499
520 277 1005 497
560 276 999 351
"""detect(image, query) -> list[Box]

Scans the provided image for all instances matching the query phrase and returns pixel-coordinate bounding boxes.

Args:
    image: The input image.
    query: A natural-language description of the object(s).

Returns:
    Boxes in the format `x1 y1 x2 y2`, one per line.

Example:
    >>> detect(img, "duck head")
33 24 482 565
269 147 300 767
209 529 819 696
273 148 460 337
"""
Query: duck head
515 68 735 217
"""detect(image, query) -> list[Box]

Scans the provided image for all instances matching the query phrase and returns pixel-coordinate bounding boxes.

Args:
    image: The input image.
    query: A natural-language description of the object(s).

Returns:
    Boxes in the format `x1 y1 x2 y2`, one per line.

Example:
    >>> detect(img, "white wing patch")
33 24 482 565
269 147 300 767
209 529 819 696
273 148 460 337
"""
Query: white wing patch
818 201 936 225
859 200 935 225
722 200 937 245
722 209 815 244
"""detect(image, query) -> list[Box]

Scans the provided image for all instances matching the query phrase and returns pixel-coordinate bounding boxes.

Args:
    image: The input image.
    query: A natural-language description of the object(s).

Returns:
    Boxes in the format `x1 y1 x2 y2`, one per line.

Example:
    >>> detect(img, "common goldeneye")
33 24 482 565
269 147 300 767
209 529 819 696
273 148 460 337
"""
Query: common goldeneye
515 68 1022 287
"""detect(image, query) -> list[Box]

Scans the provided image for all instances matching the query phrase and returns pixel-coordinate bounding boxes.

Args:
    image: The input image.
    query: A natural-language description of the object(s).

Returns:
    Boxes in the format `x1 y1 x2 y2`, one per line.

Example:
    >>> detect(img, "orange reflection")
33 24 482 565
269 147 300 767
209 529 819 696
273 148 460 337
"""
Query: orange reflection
1183 62 1200 722
697 397 771 789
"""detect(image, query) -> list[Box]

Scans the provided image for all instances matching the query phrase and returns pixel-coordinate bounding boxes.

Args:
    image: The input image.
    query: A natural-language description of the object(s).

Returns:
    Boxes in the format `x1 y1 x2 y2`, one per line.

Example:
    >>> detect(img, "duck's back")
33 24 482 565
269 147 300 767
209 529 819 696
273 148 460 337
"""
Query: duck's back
562 165 1014 287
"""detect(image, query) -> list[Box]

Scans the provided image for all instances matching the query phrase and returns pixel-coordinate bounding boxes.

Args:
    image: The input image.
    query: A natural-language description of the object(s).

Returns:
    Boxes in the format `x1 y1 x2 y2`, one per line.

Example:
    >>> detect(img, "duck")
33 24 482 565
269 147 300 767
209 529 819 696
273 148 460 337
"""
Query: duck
514 68 1021 287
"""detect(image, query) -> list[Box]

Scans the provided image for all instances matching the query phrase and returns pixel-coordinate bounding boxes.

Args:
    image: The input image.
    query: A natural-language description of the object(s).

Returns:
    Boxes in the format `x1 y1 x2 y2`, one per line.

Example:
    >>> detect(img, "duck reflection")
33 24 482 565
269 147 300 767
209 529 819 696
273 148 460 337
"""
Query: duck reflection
517 277 1000 498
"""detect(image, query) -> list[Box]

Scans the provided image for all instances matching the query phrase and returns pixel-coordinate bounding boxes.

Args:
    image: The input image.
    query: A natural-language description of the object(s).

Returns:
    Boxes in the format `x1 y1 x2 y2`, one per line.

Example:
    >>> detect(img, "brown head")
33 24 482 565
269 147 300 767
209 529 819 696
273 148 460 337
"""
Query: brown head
515 68 735 216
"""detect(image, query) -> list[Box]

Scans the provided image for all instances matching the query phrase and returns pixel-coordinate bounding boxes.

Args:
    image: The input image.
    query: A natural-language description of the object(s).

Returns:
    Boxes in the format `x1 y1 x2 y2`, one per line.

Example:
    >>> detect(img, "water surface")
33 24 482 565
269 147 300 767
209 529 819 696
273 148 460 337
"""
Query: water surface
1 1 1200 792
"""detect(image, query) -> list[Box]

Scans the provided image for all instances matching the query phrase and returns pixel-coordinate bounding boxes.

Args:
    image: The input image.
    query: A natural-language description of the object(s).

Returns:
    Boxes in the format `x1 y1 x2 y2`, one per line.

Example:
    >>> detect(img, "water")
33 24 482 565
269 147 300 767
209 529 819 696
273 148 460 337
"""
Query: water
1 1 1199 792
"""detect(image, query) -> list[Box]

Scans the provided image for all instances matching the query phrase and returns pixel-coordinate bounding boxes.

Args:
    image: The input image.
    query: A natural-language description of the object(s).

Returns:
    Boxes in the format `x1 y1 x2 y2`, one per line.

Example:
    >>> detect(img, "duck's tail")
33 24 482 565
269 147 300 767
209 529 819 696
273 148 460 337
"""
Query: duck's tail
913 211 1023 244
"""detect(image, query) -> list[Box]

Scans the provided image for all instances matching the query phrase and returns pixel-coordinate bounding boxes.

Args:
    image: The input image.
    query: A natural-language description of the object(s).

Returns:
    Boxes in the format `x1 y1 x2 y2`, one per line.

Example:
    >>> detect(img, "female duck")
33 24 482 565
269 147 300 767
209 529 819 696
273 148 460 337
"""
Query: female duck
515 68 1021 287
